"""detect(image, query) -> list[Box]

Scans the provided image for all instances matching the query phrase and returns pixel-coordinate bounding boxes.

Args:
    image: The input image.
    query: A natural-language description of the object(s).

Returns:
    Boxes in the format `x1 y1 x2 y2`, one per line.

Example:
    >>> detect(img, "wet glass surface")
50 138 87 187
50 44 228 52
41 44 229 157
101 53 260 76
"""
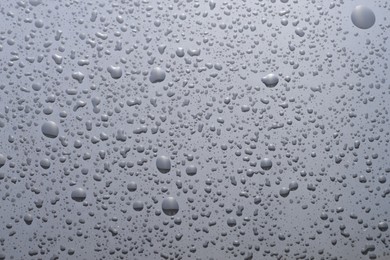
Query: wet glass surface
0 0 389 259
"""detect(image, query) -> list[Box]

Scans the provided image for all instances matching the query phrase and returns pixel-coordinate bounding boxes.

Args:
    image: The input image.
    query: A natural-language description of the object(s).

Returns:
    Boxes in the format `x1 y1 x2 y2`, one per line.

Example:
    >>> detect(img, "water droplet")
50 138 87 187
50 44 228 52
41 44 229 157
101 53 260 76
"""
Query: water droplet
378 222 388 232
23 214 33 225
260 158 273 170
149 67 166 83
279 187 290 197
186 165 197 176
156 155 171 173
227 217 237 227
133 201 144 211
351 5 375 29
0 154 5 168
261 73 279 88
71 188 86 202
41 121 59 138
127 181 137 192
162 197 179 216
107 65 123 79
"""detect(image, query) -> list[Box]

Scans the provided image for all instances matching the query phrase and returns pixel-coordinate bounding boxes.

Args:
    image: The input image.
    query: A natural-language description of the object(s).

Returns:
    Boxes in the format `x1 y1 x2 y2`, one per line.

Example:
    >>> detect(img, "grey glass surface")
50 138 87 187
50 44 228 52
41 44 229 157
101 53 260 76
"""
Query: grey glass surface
0 0 389 259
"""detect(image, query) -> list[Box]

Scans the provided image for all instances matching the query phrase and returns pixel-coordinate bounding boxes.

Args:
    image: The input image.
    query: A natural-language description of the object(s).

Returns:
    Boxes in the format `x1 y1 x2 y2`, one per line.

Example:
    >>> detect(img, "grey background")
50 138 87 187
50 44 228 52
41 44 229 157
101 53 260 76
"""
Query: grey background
0 0 389 259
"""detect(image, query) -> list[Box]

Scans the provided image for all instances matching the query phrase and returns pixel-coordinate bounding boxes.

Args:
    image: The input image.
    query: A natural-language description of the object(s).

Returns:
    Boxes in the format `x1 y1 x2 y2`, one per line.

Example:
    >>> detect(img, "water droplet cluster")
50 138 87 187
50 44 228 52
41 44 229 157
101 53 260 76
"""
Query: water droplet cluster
0 0 388 259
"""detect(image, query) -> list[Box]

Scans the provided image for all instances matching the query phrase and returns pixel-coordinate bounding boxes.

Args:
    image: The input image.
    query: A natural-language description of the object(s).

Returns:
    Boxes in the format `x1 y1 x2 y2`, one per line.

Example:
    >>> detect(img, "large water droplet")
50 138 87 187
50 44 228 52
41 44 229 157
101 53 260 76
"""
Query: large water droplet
0 154 6 168
107 65 123 79
149 67 166 83
378 221 388 232
162 197 179 216
260 158 273 170
71 188 86 202
261 73 279 88
133 201 144 211
279 187 290 197
41 121 59 138
156 155 171 173
186 165 197 176
351 5 375 29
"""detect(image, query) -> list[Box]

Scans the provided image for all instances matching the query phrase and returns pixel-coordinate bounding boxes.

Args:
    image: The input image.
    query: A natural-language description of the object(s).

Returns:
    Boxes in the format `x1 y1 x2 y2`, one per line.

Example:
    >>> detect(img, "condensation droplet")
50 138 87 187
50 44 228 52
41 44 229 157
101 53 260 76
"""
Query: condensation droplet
162 197 179 216
71 188 86 202
156 155 171 173
351 5 376 29
41 121 59 138
149 67 166 83
261 73 279 88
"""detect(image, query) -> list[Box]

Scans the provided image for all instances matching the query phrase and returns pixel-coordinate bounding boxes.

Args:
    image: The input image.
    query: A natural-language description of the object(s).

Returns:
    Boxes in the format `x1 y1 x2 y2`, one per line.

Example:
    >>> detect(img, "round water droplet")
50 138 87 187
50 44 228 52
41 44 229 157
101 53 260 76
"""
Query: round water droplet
156 155 171 173
351 5 375 29
71 188 86 202
378 221 388 232
378 175 386 183
162 197 179 216
149 67 166 83
289 181 298 191
186 165 197 176
279 187 290 197
24 214 33 225
40 158 51 169
0 154 5 168
320 213 328 220
227 217 237 227
260 158 273 170
41 121 59 138
133 201 144 211
127 181 137 192
176 47 185 57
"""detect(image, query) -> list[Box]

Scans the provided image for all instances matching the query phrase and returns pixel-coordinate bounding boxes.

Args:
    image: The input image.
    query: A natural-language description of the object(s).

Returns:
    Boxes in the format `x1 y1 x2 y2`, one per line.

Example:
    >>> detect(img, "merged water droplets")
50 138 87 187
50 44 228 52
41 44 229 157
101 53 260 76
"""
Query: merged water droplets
149 67 166 83
261 73 279 88
107 65 123 79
